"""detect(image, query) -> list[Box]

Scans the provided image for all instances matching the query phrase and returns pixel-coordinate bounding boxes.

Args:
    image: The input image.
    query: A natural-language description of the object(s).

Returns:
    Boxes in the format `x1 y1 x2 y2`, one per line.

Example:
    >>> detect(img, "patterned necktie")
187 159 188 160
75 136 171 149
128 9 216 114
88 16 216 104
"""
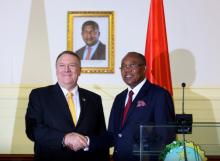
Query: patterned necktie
122 90 134 127
85 47 92 60
67 92 77 125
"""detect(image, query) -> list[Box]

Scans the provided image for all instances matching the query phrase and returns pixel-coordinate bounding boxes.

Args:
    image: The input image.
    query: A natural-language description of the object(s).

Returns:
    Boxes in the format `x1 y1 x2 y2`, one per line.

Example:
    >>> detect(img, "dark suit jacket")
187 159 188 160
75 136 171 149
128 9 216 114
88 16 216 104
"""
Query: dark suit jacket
75 41 106 60
25 83 109 161
108 80 175 161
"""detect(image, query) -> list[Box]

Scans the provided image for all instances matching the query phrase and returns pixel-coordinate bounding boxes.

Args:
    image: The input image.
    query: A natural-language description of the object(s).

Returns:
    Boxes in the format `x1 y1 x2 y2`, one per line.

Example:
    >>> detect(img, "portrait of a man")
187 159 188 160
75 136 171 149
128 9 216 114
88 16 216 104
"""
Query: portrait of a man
75 20 106 60
67 11 114 73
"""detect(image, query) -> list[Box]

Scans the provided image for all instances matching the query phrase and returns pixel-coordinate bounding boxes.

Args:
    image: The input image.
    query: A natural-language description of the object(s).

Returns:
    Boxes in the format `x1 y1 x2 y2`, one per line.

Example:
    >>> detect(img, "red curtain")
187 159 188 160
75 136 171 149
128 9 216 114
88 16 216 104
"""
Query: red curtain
145 0 173 95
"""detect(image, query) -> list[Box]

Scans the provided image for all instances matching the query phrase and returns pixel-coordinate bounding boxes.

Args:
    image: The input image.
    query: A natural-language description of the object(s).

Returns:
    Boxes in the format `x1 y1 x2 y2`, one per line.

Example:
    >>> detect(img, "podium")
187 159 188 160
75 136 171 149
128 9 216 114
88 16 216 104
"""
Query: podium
133 123 220 161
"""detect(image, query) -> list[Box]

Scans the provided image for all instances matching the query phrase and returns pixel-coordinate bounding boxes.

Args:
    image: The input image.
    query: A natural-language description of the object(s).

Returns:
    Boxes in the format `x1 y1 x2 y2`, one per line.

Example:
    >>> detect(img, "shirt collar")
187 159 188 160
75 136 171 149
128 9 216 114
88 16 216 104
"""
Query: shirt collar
86 41 99 50
127 78 146 96
59 84 79 97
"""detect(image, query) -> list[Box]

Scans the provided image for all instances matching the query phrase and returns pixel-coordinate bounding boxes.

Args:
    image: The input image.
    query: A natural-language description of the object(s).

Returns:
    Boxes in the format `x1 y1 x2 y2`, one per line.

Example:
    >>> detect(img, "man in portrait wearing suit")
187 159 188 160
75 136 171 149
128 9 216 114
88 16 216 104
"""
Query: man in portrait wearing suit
107 52 176 161
25 51 109 161
75 20 106 60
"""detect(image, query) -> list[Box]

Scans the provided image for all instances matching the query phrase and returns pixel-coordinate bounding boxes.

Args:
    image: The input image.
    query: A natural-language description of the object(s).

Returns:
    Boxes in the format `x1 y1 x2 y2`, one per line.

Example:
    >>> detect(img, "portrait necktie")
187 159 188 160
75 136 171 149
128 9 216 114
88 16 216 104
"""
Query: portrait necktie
122 90 134 127
85 47 92 60
67 92 77 125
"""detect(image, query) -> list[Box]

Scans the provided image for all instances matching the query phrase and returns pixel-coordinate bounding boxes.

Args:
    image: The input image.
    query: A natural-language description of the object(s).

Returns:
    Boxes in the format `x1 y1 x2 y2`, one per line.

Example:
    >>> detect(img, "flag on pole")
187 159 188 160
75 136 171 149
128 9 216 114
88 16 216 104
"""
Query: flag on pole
145 0 173 95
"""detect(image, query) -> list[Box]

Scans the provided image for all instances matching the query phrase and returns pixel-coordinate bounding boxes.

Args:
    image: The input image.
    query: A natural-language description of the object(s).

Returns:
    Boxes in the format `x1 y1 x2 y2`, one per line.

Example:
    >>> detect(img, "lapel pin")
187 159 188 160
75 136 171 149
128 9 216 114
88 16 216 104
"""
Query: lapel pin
82 98 86 102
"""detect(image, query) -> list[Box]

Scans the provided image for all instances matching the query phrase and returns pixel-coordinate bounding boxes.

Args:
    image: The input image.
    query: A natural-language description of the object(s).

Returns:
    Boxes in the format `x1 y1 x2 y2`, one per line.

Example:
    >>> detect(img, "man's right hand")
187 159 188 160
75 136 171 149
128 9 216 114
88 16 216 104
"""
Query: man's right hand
63 132 88 151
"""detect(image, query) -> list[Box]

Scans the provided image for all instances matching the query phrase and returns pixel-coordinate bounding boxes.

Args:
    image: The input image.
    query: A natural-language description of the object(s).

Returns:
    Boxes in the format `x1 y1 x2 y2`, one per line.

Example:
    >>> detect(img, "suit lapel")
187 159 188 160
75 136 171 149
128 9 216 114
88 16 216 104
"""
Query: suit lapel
51 83 76 129
77 88 87 126
91 42 105 60
122 81 151 127
115 90 127 130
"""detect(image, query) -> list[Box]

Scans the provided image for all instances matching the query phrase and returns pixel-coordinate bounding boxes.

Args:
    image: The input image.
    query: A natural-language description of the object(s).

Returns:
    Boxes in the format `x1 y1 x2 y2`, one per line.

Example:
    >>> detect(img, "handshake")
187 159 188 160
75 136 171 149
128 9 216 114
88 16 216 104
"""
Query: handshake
63 132 89 151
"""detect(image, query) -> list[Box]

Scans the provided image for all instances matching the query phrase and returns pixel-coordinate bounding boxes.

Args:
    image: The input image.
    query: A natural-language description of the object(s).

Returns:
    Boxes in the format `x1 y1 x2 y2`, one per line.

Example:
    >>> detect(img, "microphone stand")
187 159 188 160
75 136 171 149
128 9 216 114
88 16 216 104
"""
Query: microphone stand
181 82 188 161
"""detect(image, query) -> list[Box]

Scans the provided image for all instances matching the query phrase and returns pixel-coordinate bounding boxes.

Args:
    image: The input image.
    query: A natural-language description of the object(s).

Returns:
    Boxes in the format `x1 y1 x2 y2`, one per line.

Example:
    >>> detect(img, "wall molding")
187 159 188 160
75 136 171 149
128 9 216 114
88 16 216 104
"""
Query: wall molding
0 84 220 153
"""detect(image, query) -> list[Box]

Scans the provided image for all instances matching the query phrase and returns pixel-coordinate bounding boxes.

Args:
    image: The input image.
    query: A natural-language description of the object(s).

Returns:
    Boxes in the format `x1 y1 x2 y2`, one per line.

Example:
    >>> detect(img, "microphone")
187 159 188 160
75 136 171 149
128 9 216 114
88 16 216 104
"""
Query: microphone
176 82 193 134
178 82 190 161
176 83 193 161
181 82 186 114
181 82 186 87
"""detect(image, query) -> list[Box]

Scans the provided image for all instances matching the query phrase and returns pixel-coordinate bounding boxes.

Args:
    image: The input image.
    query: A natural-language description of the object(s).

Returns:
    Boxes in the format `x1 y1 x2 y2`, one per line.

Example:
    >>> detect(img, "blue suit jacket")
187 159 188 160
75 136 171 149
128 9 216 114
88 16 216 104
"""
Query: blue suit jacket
108 80 175 161
25 83 109 161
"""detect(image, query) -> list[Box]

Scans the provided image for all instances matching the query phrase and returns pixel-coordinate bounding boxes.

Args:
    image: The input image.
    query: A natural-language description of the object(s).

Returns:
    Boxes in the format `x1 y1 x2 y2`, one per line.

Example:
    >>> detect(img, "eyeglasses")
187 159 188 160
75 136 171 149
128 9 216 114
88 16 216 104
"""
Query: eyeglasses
120 64 145 70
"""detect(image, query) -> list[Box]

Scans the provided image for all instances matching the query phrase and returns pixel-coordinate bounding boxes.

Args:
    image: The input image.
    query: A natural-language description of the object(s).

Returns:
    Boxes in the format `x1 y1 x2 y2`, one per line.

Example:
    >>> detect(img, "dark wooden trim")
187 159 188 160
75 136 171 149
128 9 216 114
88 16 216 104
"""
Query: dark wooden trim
208 155 220 161
0 154 33 161
0 154 219 161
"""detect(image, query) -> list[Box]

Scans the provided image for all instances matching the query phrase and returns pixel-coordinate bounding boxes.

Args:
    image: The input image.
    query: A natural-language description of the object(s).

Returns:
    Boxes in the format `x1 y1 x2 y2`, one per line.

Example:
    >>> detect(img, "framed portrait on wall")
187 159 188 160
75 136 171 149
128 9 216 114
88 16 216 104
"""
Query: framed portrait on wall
67 11 115 73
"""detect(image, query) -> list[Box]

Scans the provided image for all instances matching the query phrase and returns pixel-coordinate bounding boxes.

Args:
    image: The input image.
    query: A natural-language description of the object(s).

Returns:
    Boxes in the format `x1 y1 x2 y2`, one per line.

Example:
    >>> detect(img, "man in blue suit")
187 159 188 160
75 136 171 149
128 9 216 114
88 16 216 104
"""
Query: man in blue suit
25 51 109 161
108 52 175 161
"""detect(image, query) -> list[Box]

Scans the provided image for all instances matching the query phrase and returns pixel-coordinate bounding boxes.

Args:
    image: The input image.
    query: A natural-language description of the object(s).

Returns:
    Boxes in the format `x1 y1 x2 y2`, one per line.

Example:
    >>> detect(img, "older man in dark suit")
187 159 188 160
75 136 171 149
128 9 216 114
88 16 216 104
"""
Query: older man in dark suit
108 52 175 161
25 51 109 161
75 20 106 60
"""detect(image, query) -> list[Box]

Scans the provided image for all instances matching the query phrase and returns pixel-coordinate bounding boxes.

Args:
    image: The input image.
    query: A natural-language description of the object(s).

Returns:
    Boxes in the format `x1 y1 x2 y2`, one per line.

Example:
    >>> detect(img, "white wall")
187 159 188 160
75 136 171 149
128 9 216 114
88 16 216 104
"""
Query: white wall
1 0 220 154
166 0 220 87
1 0 220 86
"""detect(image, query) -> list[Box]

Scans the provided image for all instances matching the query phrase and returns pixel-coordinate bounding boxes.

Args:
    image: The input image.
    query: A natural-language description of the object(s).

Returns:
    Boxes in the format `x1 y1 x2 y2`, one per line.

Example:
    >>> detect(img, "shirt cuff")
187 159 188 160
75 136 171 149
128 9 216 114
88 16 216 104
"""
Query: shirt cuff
62 135 66 147
84 136 90 151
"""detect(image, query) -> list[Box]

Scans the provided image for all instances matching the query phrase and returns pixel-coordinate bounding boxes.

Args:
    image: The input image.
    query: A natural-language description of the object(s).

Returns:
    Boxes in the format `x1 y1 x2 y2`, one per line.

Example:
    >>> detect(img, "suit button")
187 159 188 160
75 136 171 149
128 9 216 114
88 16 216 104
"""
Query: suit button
118 133 122 138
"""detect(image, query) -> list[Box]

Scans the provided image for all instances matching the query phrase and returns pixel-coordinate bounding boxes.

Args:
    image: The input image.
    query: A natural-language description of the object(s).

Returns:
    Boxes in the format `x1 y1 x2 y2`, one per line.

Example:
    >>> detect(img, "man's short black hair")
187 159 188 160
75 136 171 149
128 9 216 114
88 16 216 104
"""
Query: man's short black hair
81 20 99 31
126 51 146 66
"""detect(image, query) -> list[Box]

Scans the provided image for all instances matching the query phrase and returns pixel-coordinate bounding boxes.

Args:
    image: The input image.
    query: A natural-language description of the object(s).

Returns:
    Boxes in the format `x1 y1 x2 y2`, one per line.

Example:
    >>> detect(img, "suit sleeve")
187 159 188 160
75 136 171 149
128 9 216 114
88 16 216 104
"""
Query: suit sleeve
89 94 110 161
25 89 65 149
89 95 116 149
96 95 107 134
154 90 175 124
153 90 176 145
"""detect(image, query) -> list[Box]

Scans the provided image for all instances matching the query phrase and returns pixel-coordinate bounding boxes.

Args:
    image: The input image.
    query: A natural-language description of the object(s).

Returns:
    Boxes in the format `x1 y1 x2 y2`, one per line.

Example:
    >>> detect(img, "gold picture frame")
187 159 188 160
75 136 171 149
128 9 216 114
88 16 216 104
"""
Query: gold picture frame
67 11 115 73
